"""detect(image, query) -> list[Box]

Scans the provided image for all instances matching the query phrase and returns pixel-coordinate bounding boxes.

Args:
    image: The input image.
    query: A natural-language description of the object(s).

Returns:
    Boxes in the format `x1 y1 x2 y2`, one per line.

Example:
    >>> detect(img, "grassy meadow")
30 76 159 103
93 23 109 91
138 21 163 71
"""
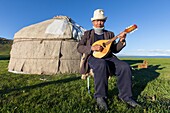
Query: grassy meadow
0 40 12 60
0 57 170 113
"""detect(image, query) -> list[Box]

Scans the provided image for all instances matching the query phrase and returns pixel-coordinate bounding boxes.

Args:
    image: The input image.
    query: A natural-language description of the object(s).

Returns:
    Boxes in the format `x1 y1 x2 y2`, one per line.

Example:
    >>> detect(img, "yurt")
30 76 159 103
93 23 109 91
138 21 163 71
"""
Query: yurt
8 16 86 75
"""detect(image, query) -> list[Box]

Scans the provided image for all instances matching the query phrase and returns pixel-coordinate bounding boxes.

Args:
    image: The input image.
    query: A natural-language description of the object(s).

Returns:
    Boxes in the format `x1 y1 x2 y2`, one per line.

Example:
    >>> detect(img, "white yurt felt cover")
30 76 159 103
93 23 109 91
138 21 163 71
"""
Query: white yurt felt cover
8 16 86 75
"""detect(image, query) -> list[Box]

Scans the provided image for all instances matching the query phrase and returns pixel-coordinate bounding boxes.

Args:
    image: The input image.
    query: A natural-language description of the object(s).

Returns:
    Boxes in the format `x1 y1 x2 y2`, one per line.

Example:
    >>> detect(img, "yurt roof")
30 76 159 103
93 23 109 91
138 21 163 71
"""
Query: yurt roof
14 16 86 41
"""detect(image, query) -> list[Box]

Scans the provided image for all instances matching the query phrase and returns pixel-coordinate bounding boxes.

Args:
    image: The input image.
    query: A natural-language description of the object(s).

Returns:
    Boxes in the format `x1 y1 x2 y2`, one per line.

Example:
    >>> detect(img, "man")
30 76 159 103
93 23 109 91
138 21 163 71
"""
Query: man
77 9 140 111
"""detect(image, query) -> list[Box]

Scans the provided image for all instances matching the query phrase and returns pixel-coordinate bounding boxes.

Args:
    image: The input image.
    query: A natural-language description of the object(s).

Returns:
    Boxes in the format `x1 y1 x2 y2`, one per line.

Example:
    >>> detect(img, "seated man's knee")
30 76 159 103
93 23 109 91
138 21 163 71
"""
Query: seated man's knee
120 62 131 70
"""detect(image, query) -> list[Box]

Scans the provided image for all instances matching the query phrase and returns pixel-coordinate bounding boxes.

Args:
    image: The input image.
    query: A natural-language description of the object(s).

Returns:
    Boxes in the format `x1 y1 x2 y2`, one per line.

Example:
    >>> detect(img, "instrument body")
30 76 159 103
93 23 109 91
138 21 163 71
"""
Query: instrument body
92 24 137 58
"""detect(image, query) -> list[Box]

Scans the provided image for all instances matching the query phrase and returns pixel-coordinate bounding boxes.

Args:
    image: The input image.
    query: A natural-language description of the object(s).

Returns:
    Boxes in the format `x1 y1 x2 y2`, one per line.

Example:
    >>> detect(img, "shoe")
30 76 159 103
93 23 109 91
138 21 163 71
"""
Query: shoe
126 99 141 108
120 98 141 108
96 97 108 111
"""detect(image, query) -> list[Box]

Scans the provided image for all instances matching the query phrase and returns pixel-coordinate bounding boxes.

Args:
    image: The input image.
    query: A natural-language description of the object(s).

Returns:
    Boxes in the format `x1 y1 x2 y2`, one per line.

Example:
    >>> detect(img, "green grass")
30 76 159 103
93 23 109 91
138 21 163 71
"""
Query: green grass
0 58 170 113
0 43 11 60
0 44 11 55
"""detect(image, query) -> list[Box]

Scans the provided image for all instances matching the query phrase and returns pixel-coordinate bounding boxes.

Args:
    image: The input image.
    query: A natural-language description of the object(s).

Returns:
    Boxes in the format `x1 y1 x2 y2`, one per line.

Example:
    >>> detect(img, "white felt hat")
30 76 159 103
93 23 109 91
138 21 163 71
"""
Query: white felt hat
91 9 107 21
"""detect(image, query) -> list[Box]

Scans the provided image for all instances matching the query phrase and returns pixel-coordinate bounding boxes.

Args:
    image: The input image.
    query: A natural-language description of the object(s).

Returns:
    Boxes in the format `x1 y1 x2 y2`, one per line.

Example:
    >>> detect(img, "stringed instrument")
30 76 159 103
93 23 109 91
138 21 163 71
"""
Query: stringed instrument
92 24 137 58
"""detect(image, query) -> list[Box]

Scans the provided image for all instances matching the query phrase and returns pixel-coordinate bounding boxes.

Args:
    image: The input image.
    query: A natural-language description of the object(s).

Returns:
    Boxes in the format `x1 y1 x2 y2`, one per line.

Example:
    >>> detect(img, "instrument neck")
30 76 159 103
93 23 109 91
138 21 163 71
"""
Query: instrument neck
105 36 119 45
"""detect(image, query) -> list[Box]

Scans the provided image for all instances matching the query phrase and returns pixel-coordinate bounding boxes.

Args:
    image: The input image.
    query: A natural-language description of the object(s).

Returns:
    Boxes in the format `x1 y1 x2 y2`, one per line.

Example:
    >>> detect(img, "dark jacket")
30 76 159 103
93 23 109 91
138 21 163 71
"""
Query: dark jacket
77 29 125 74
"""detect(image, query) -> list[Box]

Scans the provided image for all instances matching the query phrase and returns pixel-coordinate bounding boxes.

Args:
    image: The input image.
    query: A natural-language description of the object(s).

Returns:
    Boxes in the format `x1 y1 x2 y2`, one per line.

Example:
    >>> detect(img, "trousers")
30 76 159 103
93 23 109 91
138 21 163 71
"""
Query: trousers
88 55 132 101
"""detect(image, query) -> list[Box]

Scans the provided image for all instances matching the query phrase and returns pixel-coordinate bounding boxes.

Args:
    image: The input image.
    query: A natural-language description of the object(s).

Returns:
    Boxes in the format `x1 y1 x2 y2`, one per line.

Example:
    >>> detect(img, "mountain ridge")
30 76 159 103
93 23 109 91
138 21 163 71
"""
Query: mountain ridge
0 37 13 44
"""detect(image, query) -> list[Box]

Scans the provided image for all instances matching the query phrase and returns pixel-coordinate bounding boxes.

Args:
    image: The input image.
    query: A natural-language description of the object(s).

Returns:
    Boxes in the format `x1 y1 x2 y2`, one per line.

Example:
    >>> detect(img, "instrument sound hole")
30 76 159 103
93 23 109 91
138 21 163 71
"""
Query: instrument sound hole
102 43 106 47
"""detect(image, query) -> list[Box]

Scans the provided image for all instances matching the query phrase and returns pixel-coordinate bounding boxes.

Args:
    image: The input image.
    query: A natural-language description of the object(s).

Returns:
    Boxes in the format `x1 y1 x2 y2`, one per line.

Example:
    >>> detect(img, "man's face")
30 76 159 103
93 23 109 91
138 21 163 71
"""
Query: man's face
92 20 105 28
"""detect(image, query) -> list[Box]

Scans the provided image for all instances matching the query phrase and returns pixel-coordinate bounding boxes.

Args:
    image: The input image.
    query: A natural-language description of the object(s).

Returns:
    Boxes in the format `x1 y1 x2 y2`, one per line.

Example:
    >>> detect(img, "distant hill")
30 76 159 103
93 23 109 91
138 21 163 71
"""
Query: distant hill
0 37 13 56
0 37 13 44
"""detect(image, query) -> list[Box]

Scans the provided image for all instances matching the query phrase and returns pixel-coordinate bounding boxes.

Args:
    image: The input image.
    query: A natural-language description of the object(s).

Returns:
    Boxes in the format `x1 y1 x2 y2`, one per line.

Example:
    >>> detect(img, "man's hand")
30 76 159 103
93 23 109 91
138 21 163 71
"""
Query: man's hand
91 45 104 52
118 31 127 43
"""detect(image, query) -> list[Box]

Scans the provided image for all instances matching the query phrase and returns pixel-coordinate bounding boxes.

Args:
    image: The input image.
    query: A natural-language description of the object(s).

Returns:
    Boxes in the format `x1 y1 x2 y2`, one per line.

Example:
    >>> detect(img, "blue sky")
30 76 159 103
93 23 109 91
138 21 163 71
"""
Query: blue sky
0 0 170 56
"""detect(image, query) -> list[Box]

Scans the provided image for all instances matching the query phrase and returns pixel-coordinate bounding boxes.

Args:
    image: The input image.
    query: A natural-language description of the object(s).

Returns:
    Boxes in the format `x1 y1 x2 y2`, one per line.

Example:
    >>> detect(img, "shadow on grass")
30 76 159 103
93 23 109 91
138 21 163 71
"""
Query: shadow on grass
0 76 81 95
123 59 144 65
108 60 164 100
0 55 10 60
132 64 164 100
